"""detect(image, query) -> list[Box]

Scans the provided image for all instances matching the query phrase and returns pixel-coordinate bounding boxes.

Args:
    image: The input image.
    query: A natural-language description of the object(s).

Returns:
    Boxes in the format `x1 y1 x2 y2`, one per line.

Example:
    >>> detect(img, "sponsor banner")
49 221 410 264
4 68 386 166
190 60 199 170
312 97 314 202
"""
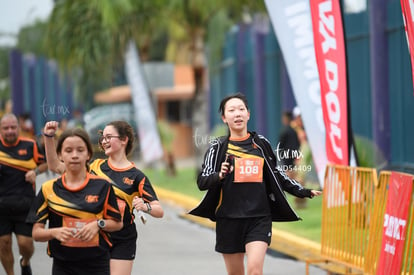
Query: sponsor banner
377 172 413 275
401 0 414 94
125 41 164 163
265 0 327 187
310 0 349 165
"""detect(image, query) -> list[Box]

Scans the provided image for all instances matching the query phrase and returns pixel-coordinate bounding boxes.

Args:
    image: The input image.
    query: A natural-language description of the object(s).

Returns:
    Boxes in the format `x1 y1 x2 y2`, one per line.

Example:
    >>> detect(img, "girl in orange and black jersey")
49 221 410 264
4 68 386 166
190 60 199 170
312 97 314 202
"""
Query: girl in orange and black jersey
89 158 160 243
26 128 122 275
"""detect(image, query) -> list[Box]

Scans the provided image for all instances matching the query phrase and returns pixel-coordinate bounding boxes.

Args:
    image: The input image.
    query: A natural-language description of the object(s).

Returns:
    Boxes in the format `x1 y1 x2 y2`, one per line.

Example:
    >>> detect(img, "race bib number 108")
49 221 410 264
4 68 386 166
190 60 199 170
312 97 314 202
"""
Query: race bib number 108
234 157 264 183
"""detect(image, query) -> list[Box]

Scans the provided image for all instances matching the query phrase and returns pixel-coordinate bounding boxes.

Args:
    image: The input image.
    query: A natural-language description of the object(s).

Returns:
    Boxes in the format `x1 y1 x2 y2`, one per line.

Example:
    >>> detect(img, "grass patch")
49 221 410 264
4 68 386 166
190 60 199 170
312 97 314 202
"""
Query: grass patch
144 167 202 199
144 166 322 242
274 194 322 242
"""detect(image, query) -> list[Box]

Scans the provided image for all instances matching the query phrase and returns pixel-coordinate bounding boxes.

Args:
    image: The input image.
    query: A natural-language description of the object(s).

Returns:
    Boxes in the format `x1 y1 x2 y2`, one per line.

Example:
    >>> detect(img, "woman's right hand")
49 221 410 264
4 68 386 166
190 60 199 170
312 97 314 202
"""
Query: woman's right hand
219 158 233 180
44 121 59 136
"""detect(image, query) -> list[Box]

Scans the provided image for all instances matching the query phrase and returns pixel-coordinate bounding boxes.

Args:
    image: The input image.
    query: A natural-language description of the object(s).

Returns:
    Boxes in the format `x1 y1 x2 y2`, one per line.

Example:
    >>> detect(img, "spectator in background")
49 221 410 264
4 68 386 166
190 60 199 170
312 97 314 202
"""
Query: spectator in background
55 118 68 138
291 106 308 209
67 109 84 129
277 110 300 175
18 113 35 139
0 113 47 275
292 106 306 145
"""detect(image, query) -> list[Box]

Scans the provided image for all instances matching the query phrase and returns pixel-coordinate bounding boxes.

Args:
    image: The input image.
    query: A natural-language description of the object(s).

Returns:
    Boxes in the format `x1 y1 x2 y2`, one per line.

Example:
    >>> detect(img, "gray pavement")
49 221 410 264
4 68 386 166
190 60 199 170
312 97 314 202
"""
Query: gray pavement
7 173 326 275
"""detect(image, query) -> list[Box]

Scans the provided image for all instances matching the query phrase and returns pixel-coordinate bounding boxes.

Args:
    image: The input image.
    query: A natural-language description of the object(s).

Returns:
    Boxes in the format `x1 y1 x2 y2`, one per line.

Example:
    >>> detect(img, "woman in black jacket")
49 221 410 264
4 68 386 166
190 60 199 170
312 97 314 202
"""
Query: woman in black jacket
190 93 322 275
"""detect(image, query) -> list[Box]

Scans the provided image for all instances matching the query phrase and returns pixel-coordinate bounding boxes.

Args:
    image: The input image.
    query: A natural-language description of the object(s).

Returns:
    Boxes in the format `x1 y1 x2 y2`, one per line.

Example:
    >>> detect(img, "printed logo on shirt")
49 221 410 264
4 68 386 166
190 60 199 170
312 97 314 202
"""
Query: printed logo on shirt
123 177 134 185
85 195 99 203
18 149 27 155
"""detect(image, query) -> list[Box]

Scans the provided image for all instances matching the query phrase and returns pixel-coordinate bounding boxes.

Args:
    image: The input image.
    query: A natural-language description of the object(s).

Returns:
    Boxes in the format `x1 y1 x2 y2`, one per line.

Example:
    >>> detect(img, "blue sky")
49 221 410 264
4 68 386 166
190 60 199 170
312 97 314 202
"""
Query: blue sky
0 0 53 46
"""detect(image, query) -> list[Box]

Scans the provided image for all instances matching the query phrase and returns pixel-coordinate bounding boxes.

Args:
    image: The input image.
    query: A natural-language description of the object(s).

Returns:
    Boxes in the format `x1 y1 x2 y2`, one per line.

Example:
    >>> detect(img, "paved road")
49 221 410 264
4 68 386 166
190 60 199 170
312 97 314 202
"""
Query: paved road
8 173 326 275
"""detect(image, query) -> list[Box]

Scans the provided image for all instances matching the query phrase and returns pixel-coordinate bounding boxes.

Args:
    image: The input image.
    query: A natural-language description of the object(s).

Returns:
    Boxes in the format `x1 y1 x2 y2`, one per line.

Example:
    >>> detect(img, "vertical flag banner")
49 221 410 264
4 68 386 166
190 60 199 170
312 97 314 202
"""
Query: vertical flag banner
125 40 164 164
401 0 414 93
265 0 328 187
310 0 350 166
377 172 413 275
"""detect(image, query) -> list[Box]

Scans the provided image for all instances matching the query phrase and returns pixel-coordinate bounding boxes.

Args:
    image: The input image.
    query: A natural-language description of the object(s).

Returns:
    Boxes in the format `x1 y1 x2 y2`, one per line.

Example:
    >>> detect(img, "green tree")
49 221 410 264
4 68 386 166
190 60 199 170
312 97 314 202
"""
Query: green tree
45 0 266 165
45 0 168 109
0 47 11 79
17 21 50 57
0 47 11 110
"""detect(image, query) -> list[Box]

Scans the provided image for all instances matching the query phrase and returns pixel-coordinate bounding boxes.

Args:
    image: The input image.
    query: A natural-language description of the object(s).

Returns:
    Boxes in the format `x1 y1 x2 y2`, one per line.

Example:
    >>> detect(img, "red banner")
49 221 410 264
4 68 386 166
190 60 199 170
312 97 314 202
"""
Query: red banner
401 0 414 94
377 172 413 275
310 0 349 165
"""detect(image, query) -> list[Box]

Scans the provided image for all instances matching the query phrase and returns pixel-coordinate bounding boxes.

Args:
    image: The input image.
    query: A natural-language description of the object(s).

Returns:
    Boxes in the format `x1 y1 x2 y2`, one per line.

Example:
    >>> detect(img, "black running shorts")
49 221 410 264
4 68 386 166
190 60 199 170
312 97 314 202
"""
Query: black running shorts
215 216 272 254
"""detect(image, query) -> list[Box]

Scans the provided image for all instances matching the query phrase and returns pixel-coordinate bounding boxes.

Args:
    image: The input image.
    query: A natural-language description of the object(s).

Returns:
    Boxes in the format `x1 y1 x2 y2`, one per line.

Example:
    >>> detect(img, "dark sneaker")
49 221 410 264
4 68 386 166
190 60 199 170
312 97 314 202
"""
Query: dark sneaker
19 256 32 275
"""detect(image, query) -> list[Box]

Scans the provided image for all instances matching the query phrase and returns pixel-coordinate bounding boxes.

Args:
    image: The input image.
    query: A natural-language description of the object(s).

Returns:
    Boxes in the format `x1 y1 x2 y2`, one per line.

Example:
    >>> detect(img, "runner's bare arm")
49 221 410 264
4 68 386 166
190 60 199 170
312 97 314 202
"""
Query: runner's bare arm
43 121 65 174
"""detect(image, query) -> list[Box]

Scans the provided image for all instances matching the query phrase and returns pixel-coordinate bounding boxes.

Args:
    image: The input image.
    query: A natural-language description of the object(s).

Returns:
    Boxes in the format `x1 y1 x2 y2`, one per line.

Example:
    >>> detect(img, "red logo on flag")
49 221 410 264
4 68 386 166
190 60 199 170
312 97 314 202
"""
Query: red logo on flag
310 0 349 165
376 172 413 275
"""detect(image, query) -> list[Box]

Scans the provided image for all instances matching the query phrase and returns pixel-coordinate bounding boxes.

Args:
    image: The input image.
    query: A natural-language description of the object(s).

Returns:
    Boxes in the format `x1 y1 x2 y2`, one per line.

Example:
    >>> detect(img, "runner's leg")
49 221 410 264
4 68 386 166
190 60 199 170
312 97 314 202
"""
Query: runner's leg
110 259 134 275
16 235 34 266
222 253 244 275
0 234 14 275
245 241 267 275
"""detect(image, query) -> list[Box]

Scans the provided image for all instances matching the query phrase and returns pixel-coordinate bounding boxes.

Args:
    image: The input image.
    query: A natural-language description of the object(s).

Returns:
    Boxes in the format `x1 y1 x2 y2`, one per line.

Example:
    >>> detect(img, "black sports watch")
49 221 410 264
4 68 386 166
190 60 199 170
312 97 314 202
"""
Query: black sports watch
97 219 106 229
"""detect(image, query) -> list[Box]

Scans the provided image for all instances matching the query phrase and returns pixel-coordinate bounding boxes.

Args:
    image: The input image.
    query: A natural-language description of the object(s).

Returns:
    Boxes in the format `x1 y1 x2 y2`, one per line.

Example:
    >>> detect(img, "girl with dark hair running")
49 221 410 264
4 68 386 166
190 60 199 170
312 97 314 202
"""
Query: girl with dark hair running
190 93 322 275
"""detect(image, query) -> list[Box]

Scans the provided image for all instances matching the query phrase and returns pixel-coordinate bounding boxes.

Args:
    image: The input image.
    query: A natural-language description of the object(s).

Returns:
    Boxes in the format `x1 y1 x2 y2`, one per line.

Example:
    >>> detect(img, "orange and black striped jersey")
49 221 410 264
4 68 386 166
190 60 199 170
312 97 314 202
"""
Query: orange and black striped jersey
26 173 121 261
89 159 158 238
0 136 45 198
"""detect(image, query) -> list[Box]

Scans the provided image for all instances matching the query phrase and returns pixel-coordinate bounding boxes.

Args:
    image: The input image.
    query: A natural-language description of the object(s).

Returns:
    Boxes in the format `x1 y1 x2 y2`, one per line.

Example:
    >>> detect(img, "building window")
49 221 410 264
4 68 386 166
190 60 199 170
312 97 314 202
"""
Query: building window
166 101 180 122
166 100 192 124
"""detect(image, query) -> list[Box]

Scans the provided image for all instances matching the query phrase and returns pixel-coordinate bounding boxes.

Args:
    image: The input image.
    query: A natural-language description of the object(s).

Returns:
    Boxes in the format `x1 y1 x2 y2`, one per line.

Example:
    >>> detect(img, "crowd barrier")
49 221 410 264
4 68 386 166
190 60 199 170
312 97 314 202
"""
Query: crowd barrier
305 165 413 275
364 171 413 275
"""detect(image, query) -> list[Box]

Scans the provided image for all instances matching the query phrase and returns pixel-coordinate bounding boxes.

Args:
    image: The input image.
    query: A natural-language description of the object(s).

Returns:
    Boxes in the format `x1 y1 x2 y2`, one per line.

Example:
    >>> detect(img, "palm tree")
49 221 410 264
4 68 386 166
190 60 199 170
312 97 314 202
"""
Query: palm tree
46 0 166 106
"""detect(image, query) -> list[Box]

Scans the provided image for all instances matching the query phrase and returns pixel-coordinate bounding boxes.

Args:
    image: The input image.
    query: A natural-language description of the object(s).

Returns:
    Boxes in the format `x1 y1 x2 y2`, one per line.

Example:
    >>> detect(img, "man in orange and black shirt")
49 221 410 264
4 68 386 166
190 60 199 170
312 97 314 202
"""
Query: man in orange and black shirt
0 113 47 275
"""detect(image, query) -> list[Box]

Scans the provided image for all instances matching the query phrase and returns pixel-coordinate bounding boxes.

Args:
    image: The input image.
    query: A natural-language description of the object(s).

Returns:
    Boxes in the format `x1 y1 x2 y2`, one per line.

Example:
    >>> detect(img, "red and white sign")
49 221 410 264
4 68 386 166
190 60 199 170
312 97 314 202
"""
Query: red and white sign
265 0 328 187
310 0 349 165
401 0 414 94
377 172 413 275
